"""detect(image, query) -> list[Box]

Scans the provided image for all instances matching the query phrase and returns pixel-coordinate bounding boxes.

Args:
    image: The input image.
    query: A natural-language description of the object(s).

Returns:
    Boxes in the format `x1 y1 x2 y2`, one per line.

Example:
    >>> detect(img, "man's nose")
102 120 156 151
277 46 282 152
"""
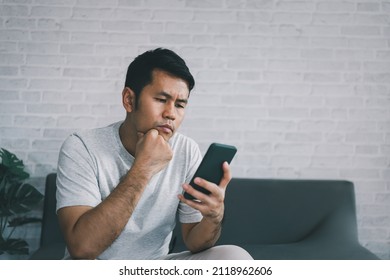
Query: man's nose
163 103 176 120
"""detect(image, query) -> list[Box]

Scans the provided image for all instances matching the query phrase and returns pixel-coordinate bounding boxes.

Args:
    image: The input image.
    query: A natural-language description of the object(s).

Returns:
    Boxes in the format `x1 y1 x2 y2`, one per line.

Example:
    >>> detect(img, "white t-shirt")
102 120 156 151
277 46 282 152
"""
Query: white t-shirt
56 121 203 259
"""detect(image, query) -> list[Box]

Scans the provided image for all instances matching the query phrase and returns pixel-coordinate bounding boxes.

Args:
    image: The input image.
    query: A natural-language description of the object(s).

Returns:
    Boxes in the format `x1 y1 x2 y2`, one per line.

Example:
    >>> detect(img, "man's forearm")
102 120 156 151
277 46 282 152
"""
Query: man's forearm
62 166 150 259
184 218 223 253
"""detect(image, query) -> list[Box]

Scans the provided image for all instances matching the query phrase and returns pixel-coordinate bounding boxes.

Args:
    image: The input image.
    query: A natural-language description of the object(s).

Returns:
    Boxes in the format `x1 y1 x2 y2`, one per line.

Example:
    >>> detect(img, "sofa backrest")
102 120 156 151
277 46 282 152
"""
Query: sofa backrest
219 178 358 245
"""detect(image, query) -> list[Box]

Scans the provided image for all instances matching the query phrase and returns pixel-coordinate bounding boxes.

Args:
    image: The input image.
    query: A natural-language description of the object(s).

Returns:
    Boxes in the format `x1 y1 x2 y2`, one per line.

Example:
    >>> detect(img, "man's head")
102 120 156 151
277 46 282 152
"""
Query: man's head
121 48 195 143
124 48 195 108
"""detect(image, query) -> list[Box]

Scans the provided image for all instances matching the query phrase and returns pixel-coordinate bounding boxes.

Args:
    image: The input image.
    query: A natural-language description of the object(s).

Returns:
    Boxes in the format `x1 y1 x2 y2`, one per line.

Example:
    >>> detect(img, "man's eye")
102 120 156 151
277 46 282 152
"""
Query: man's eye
176 103 185 109
156 98 166 103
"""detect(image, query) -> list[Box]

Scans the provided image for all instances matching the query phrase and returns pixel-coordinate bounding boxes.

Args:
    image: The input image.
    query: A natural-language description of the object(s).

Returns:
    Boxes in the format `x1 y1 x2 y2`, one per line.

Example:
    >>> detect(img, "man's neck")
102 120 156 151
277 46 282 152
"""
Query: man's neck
119 120 137 157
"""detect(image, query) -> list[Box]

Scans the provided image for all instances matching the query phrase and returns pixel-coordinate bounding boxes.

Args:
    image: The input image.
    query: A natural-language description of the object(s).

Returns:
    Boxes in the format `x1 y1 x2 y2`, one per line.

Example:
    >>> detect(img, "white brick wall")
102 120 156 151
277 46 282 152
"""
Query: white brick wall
0 0 389 259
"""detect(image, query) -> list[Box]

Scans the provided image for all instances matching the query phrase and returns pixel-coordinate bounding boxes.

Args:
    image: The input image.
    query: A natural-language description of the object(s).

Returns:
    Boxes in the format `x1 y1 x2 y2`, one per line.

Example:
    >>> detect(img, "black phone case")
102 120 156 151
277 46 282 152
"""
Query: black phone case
184 143 237 200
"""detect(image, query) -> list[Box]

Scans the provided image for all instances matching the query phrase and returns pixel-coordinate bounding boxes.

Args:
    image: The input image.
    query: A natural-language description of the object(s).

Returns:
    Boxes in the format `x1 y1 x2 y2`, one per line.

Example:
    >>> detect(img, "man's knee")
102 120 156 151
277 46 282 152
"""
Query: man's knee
207 245 253 260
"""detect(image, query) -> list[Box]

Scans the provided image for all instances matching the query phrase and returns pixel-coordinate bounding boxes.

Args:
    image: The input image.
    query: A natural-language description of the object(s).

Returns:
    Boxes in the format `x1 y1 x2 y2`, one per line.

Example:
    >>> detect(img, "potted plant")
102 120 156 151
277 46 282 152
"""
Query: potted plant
0 148 43 257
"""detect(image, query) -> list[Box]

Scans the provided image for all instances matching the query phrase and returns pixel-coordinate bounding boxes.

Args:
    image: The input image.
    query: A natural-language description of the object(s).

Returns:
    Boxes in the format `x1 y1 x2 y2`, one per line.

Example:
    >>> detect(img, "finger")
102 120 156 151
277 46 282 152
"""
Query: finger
137 132 144 141
219 161 232 190
183 181 221 205
149 128 159 137
178 193 208 212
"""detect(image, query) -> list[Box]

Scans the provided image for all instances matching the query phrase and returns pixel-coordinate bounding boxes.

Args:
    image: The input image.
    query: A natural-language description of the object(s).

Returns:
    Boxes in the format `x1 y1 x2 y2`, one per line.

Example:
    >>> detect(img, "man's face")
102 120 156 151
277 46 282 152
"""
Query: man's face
129 69 190 142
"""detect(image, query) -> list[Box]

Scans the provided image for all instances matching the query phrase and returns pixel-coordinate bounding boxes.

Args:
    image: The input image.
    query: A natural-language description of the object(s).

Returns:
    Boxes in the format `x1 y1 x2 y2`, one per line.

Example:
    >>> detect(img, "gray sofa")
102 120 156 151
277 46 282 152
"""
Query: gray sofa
31 174 379 260
170 178 379 260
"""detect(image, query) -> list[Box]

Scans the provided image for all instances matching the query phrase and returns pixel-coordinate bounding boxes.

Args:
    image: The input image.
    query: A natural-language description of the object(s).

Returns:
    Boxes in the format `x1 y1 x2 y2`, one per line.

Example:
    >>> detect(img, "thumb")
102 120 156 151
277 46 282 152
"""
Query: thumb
137 131 144 141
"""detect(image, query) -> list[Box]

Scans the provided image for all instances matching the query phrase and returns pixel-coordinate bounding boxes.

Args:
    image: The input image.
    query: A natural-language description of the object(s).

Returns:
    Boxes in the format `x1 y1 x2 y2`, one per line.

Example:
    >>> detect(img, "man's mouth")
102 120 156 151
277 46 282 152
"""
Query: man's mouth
156 124 174 134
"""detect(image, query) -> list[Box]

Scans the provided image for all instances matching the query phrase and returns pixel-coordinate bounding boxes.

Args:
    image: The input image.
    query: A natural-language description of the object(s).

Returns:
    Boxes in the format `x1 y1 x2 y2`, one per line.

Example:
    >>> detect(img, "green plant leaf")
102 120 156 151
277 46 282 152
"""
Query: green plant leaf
0 148 29 183
8 216 42 227
0 238 29 255
0 182 43 217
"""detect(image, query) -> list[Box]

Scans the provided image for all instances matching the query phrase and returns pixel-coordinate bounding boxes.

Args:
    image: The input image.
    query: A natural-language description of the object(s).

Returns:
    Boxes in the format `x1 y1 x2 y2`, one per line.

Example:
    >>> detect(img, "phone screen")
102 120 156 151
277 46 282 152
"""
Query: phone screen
184 143 237 200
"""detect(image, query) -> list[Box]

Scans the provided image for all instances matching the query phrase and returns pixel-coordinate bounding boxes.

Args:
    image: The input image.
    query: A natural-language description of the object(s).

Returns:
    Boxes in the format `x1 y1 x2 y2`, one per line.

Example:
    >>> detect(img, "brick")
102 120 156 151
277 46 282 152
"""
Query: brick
0 127 41 138
27 103 68 114
185 0 223 8
276 1 315 11
227 107 267 118
0 5 29 16
244 131 284 142
285 132 322 142
35 0 75 5
28 151 59 164
113 9 152 20
268 107 310 119
0 30 29 41
31 31 69 42
317 2 356 12
60 19 102 31
0 115 13 126
272 12 312 24
0 67 18 76
57 116 98 128
342 26 381 36
32 139 63 151
0 78 28 89
150 34 191 44
5 18 36 29
73 80 116 92
60 44 94 54
311 156 353 168
14 116 56 127
300 168 339 178
29 79 70 90
354 156 388 168
299 120 336 131
311 37 348 48
43 128 73 139
237 11 271 22
271 155 311 167
304 73 341 83
312 85 354 96
231 35 272 46
358 2 380 12
21 66 61 77
37 18 60 29
0 138 29 150
264 71 303 83
143 0 183 7
31 6 72 17
63 67 101 78
355 14 390 25
153 10 193 21
348 38 388 49
102 21 143 31
21 91 41 102
274 143 313 154
194 11 236 21
19 42 59 54
26 55 65 65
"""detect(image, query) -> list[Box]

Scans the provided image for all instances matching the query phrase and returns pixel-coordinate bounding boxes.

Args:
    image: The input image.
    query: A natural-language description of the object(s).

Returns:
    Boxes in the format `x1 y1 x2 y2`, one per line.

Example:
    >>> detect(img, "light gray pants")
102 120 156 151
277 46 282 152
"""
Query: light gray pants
162 245 253 260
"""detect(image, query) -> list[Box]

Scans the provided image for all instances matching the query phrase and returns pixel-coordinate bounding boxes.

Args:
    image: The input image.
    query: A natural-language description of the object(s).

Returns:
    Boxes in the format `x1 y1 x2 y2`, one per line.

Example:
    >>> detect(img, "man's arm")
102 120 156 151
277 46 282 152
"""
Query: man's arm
178 162 231 253
58 129 172 259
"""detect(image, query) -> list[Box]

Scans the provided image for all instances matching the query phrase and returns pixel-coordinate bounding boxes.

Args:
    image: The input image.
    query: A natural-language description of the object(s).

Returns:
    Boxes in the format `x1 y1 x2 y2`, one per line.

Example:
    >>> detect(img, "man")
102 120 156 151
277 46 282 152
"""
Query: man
56 48 252 260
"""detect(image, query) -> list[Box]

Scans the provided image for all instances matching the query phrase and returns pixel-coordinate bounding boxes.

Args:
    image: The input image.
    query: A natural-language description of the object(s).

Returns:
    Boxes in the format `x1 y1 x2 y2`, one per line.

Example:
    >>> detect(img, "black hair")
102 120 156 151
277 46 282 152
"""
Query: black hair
124 48 195 106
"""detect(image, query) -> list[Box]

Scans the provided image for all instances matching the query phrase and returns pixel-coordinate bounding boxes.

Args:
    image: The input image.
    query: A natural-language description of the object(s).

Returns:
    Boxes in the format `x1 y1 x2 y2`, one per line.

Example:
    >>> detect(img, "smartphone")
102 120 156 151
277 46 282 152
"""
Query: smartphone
184 143 237 200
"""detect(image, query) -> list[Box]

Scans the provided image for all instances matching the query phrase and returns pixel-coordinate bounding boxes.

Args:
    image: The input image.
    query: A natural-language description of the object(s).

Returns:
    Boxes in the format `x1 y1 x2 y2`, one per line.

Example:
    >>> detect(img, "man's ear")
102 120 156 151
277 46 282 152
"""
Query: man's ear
122 87 136 113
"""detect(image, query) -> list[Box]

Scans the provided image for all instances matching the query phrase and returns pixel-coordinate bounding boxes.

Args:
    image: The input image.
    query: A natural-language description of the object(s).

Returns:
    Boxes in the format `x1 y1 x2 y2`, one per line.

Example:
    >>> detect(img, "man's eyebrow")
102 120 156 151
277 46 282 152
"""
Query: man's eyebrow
158 92 188 103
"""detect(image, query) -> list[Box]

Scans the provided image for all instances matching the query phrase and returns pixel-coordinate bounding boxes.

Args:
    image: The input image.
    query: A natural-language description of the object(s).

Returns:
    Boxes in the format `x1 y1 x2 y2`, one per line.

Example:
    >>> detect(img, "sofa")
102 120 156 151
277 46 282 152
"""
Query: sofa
31 174 379 260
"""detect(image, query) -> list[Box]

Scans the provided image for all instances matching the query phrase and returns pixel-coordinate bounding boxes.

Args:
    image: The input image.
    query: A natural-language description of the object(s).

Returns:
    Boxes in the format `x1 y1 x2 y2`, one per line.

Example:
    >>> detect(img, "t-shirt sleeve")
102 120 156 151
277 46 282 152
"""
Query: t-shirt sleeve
56 134 101 212
178 141 203 224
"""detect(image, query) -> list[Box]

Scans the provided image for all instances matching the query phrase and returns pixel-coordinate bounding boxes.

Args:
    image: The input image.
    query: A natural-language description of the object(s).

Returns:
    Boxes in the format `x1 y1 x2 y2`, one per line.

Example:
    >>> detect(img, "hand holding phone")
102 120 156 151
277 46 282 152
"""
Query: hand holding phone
183 143 237 200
